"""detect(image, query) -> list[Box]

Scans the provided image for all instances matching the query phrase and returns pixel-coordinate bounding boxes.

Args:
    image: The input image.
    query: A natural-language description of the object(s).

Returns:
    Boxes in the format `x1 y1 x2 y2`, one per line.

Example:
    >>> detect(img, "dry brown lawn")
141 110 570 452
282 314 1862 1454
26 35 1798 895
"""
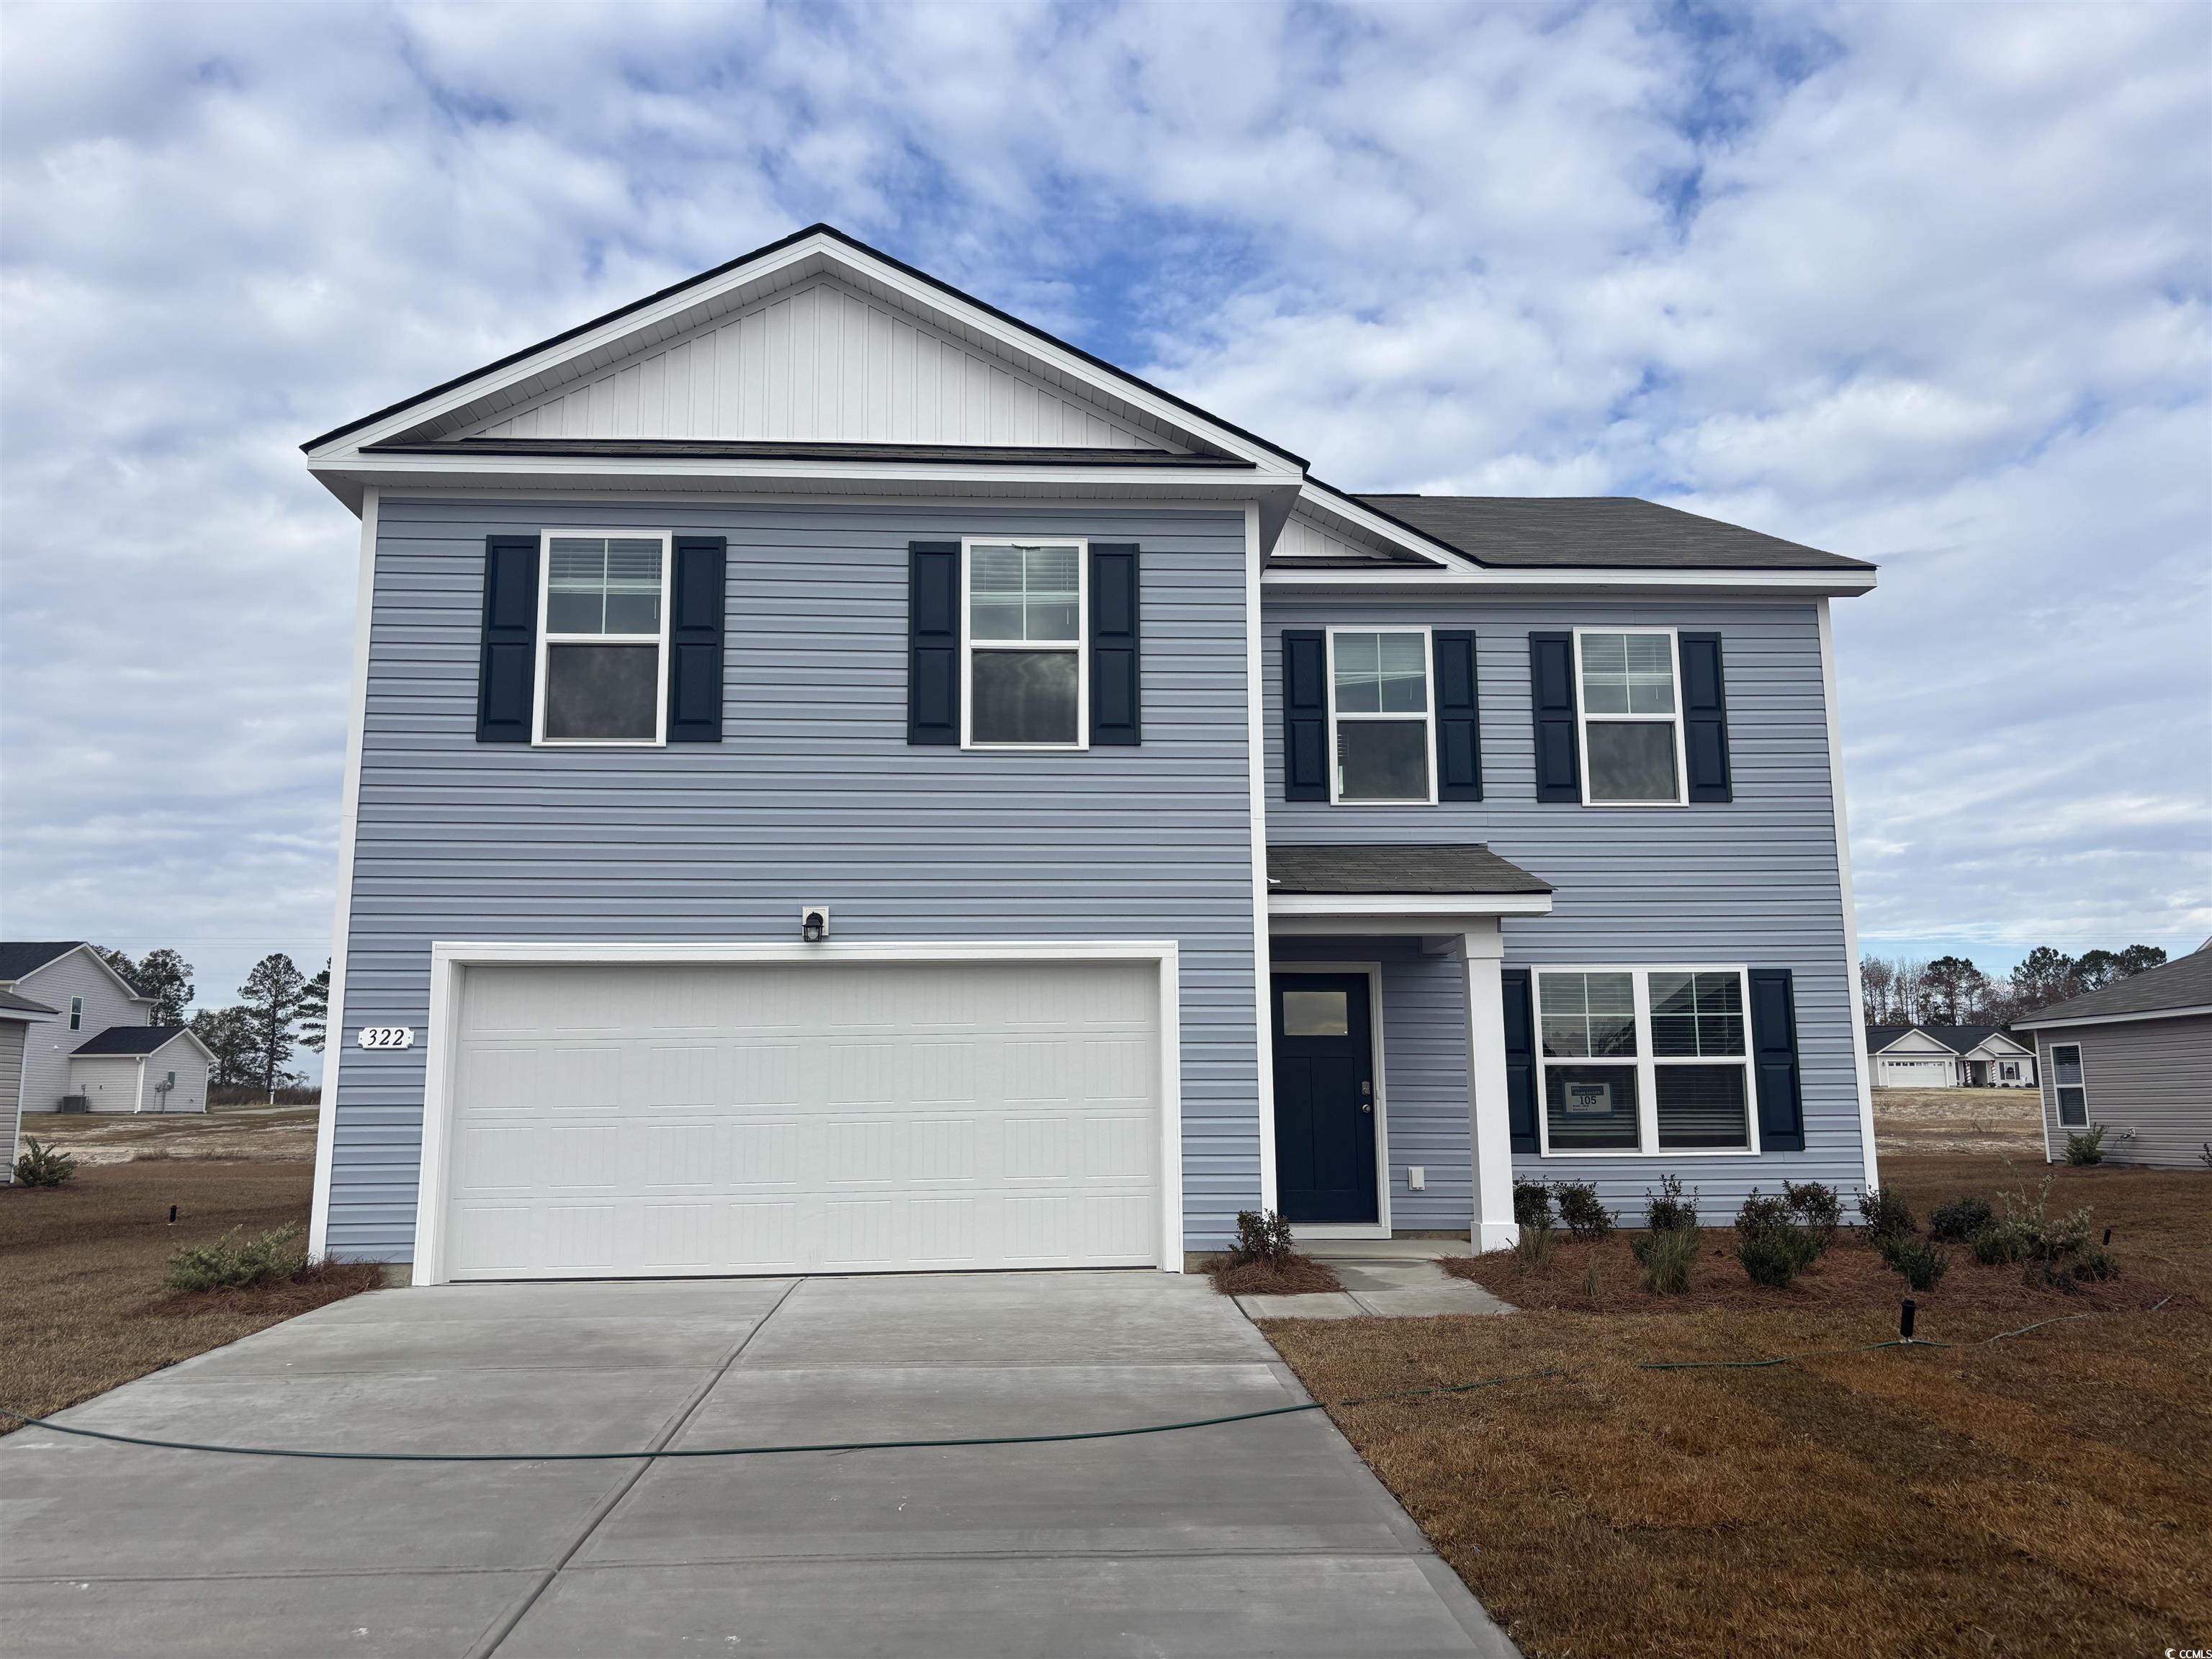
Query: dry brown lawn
1874 1084 2046 1156
1262 1152 2212 1659
0 1159 380 1437
16 1107 321 1165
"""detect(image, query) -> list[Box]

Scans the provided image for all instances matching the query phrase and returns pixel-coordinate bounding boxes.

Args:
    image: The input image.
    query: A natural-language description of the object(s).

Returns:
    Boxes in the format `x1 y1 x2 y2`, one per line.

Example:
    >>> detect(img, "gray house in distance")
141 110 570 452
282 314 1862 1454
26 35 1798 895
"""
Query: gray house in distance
301 224 1879 1283
2015 944 2212 1168
0 943 159 1114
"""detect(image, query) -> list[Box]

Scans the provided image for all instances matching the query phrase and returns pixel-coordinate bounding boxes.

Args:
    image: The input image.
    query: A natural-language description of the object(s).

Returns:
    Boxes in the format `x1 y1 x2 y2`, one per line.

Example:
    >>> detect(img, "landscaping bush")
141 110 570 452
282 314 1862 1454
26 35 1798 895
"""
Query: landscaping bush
1930 1196 1994 1242
165 1225 305 1294
12 1138 76 1188
2072 1241 2117 1282
1513 1177 1555 1231
1784 1180 1841 1246
1735 1190 1821 1287
2064 1125 2108 1166
1879 1233 1951 1290
1971 1220 2034 1266
1643 1174 1699 1233
1632 1225 1699 1294
1230 1208 1296 1269
1856 1184 1916 1243
1551 1180 1614 1241
1513 1219 1557 1270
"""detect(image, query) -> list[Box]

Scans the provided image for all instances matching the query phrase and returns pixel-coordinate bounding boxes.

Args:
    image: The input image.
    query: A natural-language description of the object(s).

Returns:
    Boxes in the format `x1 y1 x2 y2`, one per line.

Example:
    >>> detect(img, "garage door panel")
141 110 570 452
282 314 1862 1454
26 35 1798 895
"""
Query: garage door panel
442 961 1162 1279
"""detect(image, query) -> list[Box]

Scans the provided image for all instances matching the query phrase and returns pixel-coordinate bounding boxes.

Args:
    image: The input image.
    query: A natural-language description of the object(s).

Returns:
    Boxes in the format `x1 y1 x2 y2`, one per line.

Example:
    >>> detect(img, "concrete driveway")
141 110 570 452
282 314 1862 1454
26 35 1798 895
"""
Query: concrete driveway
1 1272 1514 1658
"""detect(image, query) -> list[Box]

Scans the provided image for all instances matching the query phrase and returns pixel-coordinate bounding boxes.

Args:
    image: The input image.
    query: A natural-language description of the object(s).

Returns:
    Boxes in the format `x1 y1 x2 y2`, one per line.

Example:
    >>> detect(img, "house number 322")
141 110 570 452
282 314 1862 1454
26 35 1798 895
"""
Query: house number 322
356 1027 416 1050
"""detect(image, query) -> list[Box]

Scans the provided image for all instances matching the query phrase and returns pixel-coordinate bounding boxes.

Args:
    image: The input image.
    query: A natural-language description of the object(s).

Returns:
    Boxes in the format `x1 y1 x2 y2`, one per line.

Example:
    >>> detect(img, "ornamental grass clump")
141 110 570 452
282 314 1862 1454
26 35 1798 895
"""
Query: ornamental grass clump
1632 1224 1699 1295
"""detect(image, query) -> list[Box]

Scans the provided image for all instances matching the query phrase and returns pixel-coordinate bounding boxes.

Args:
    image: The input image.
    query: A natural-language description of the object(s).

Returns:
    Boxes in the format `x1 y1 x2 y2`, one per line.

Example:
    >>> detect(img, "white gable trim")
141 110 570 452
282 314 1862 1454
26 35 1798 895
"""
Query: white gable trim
16 944 156 1009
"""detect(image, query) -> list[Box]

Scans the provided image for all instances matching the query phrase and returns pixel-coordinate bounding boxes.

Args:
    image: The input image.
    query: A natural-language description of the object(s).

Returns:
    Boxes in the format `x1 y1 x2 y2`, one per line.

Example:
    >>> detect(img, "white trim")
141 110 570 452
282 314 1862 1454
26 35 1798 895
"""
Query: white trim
958 536 1089 751
1531 965 1761 1159
1264 565 1878 597
1572 626 1689 808
531 529 673 747
1817 598 1880 1195
67 997 83 1033
1272 962 1391 1237
1268 892 1554 919
1290 483 1474 572
2013 1002 2212 1031
1244 501 1277 1214
1460 925 1518 1251
1323 626 1438 806
2047 1039 2093 1137
5 1014 32 1183
410 938 1186 1286
17 945 157 1012
309 487 377 1262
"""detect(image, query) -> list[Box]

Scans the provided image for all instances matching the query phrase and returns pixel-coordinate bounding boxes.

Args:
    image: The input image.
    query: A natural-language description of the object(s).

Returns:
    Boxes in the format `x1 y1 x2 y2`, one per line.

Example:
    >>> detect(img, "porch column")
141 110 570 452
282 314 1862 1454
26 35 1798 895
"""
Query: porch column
1462 922 1520 1251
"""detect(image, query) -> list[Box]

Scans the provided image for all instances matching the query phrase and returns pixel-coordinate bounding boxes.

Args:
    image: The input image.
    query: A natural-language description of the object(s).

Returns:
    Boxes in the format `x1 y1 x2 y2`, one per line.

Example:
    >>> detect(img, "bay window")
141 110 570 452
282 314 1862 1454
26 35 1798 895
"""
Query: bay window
1577 630 1686 805
966 541 1084 747
536 532 670 745
1329 629 1434 804
1536 966 1756 1154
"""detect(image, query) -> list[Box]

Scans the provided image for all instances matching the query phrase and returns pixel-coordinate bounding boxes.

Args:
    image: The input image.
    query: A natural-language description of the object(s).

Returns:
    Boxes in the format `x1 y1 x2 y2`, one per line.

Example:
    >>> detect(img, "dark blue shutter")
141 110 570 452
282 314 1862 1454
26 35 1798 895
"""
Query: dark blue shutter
1680 631 1732 803
1501 967 1537 1154
1433 630 1483 801
1749 968 1805 1151
908 541 961 745
1089 543 1140 745
1281 630 1328 800
1528 632 1580 803
477 535 539 744
667 536 726 743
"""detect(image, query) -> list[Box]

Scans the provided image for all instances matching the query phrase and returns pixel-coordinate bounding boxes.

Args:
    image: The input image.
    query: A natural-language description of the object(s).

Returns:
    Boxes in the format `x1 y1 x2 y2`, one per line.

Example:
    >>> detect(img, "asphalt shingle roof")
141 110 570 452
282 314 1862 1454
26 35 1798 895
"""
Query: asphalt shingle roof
1267 843 1552 896
2014 947 2212 1027
70 1025 193 1057
1349 493 1875 572
0 988 60 1017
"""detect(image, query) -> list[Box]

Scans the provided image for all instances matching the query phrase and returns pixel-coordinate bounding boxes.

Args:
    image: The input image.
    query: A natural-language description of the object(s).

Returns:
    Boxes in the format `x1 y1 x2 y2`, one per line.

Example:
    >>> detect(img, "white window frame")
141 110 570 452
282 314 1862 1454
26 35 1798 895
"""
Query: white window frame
1532 964 1761 1158
961 536 1089 752
531 529 673 748
69 996 83 1032
1573 626 1689 809
2050 1041 2090 1128
1324 625 1438 806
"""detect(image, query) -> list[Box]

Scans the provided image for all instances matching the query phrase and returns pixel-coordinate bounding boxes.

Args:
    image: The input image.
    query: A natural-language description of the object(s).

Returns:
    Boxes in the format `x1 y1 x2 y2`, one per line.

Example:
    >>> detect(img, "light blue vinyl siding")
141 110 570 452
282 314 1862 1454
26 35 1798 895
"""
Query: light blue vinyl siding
331 499 1258 1261
1264 599 1869 1223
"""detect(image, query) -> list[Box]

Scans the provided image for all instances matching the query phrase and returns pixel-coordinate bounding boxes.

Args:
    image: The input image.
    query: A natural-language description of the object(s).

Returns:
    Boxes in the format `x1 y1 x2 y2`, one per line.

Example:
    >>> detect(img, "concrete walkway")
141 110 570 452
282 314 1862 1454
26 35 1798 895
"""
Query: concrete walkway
1238 1239 1516 1321
1 1272 1516 1658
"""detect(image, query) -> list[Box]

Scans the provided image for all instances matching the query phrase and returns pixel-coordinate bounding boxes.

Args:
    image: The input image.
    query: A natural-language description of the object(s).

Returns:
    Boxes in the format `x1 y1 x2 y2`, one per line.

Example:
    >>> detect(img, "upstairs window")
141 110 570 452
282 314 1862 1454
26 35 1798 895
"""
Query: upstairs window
536 533 670 745
1536 967 1755 1154
966 541 1085 747
1329 629 1434 804
69 995 83 1031
1577 631 1685 805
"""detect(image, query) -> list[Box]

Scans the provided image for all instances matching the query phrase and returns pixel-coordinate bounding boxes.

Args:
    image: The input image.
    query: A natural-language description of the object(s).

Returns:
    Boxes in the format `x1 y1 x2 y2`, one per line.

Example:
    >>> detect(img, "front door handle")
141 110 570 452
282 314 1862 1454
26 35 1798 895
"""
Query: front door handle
1361 1081 1372 1113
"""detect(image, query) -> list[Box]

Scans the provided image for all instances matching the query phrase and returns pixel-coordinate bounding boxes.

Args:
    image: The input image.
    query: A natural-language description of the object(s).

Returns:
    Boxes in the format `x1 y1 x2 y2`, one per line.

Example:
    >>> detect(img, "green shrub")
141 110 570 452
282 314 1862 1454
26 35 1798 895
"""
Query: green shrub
2072 1241 2117 1282
1632 1225 1699 1294
165 1226 305 1293
12 1138 76 1187
1930 1196 1994 1242
1551 1180 1614 1241
1643 1174 1699 1233
1879 1233 1951 1290
1513 1177 1555 1231
1735 1190 1821 1287
1784 1181 1841 1250
2064 1125 2107 1166
1856 1184 1916 1243
1514 1220 1557 1270
1231 1209 1295 1269
1972 1221 2033 1265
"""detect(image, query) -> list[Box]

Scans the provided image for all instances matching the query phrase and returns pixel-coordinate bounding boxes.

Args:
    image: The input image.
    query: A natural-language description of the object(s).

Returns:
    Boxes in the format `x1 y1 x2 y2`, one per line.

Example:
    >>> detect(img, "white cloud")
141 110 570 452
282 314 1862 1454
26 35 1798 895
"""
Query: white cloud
1 0 2205 1023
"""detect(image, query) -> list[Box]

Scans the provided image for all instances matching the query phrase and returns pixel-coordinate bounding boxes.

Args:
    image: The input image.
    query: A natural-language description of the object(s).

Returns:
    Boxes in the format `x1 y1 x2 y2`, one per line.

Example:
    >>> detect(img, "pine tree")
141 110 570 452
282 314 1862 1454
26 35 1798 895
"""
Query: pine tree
237 953 308 1103
299 960 331 1053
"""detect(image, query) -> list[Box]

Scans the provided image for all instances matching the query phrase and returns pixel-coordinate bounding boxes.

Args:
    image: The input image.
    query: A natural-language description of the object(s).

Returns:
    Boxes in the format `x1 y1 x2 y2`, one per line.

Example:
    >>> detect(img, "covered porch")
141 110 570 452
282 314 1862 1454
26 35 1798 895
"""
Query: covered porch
1265 843 1553 1252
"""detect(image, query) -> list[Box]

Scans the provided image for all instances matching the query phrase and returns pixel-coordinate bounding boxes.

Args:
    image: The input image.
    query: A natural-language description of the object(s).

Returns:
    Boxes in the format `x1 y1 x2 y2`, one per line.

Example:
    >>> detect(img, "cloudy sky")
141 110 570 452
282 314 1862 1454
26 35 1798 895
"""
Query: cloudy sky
3 1 2208 1040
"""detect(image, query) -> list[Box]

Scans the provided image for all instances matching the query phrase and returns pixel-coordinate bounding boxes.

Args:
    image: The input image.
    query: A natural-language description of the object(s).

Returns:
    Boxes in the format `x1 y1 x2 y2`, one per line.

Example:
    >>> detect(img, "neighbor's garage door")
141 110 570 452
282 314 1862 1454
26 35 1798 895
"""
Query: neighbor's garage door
441 960 1161 1280
1879 1058 1951 1086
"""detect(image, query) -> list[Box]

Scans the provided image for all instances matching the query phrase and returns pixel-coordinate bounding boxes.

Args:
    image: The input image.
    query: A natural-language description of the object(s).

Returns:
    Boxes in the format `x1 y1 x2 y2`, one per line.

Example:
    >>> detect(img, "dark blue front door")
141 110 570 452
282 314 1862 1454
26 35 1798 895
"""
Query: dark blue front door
1271 974 1377 1224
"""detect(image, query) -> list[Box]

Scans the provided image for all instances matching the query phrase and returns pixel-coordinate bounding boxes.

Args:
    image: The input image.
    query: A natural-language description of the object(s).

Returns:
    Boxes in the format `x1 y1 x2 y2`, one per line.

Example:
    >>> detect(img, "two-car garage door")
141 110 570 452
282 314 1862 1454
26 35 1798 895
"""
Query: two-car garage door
438 959 1164 1280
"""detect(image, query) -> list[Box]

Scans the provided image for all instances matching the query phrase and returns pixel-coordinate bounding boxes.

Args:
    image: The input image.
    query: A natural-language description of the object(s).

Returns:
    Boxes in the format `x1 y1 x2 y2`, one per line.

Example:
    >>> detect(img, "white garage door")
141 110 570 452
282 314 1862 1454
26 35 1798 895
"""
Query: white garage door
439 959 1163 1280
1879 1058 1952 1086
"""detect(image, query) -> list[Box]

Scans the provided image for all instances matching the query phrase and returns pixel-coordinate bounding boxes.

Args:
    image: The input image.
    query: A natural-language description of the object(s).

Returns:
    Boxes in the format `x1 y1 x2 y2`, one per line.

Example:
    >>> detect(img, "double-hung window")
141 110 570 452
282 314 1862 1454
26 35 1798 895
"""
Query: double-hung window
1576 629 1686 805
1535 967 1755 1154
68 996 83 1032
2051 1043 2089 1126
965 541 1085 747
536 532 670 745
1328 629 1434 804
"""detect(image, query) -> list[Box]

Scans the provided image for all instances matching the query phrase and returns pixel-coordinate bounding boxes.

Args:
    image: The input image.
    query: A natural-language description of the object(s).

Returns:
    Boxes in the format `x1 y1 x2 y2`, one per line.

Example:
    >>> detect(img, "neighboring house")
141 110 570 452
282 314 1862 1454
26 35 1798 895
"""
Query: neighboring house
1865 1024 2036 1088
1 988 60 1184
66 1026 215 1115
0 943 157 1114
2014 945 2212 1169
302 223 1879 1284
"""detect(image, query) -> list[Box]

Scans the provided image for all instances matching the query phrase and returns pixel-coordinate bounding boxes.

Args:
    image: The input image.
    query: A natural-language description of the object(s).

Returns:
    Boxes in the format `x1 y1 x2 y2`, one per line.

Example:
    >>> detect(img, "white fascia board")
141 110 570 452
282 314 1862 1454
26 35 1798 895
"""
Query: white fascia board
1264 565 1878 598
1268 892 1554 919
2013 1002 2212 1031
310 232 1306 477
1287 482 1474 571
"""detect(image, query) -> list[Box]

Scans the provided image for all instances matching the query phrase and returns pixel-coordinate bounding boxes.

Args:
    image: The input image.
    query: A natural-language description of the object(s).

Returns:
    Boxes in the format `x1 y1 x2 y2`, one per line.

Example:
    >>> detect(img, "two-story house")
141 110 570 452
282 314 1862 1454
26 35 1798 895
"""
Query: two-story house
302 225 1878 1283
